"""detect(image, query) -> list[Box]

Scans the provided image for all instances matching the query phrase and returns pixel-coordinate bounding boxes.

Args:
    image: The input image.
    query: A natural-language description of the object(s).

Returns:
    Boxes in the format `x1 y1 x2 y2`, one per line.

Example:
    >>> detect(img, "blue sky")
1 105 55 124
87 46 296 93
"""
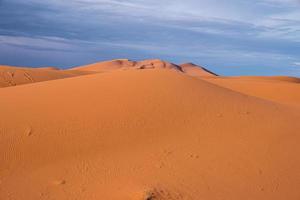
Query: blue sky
0 0 300 76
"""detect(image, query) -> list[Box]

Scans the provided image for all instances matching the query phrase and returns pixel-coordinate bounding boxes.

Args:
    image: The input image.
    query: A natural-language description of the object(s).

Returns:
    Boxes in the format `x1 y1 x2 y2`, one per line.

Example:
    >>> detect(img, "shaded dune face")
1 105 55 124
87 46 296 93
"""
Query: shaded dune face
134 59 183 71
0 59 300 200
180 63 218 77
38 67 60 71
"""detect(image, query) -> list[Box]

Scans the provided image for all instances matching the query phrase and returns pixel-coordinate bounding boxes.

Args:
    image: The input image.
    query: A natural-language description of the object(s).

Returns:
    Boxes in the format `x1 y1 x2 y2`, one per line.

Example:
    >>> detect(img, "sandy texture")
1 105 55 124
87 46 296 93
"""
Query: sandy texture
0 59 300 200
0 65 91 88
203 76 300 108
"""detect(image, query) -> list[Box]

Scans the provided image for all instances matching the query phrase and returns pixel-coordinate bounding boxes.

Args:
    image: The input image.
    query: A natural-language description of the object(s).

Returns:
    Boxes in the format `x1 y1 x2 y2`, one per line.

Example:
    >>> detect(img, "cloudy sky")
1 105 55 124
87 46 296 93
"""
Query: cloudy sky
0 0 300 76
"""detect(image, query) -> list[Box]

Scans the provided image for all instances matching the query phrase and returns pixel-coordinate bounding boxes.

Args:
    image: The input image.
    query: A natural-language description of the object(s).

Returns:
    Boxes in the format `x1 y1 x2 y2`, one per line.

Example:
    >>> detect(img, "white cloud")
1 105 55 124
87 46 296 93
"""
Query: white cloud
17 0 300 42
293 62 300 66
0 35 76 51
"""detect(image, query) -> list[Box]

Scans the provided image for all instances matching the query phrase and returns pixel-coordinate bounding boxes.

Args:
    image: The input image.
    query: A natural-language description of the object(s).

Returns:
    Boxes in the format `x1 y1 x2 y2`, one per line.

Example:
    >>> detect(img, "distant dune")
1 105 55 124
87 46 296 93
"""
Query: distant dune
180 62 218 77
0 59 300 200
0 65 91 88
202 76 300 107
0 60 217 88
71 59 183 72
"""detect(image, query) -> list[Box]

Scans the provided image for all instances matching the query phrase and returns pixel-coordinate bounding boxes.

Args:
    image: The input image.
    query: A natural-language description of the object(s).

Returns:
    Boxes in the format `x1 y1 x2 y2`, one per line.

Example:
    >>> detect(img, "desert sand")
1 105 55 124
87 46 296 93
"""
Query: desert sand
0 65 92 88
0 59 300 200
202 76 300 108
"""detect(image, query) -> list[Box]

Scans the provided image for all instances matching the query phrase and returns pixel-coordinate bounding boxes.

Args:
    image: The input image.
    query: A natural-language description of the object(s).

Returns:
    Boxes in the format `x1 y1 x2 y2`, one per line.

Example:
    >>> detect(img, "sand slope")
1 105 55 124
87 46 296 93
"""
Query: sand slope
180 63 218 77
229 76 300 83
0 65 91 88
0 60 208 88
0 66 300 200
204 76 300 107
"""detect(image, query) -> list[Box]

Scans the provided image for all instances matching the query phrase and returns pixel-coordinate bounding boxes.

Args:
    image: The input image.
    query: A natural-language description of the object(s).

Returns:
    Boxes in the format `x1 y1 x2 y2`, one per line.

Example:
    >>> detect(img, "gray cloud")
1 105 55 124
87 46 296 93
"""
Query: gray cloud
0 0 300 76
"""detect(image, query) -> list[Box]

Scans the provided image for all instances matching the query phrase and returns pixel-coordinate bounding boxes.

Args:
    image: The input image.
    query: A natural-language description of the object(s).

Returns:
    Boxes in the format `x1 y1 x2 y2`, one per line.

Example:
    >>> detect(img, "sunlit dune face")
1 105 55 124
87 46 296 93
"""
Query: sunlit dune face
0 59 300 200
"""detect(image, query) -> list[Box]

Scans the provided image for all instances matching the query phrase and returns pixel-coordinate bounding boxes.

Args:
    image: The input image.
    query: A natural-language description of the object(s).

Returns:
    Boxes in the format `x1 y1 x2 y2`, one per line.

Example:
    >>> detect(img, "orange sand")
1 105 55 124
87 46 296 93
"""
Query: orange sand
202 76 300 108
0 65 91 88
0 59 300 200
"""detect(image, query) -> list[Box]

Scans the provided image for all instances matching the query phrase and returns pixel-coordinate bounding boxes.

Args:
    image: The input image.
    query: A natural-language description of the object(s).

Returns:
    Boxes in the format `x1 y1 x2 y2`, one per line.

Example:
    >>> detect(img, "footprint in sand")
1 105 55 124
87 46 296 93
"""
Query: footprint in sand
52 180 66 186
189 154 199 159
144 188 183 200
239 111 251 115
25 127 33 136
217 113 223 118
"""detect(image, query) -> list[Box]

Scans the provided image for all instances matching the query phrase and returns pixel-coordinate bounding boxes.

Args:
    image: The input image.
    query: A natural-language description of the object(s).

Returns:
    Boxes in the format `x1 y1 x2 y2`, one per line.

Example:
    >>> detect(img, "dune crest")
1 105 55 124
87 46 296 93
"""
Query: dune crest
71 59 219 77
71 59 183 72
38 66 60 71
71 59 136 72
1 60 300 110
180 63 218 77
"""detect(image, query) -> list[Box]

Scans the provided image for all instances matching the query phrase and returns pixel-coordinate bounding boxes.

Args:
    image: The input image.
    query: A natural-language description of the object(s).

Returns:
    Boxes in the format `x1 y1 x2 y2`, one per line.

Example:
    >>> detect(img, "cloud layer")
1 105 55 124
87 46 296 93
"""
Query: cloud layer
0 0 300 76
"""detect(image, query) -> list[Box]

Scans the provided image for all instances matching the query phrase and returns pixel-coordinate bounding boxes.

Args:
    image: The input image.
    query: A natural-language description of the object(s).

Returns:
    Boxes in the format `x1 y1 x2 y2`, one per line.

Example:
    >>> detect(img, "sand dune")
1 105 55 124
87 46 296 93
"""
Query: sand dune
0 60 300 200
71 59 183 72
0 60 220 89
225 76 300 83
71 59 136 72
203 76 300 107
180 63 218 77
0 65 91 88
38 67 61 71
